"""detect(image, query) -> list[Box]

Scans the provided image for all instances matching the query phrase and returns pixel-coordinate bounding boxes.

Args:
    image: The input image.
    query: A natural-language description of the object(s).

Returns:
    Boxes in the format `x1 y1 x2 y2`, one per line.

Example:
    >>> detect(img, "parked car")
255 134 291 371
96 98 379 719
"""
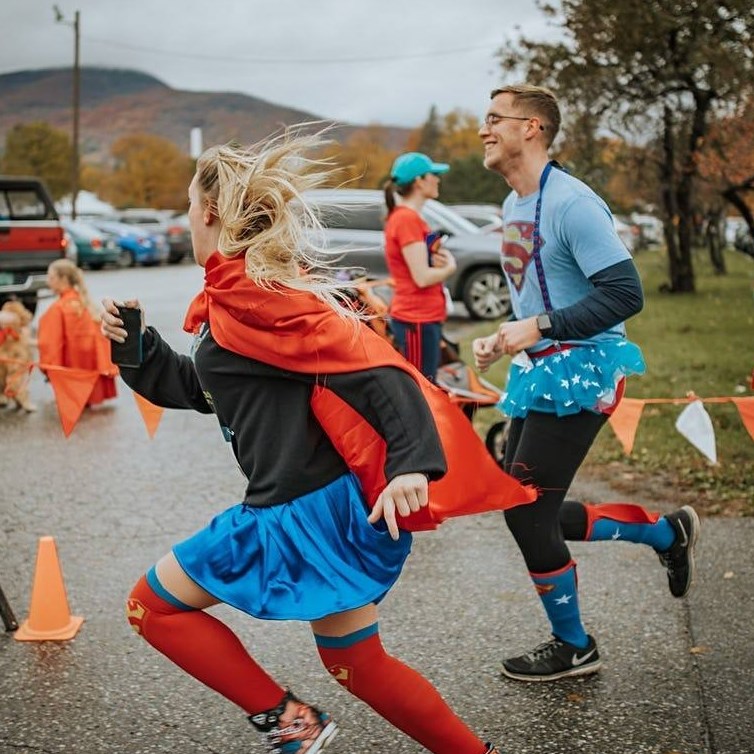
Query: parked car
630 213 663 248
164 213 193 263
304 189 510 320
614 216 638 254
62 220 123 270
734 223 754 258
448 203 504 233
0 175 67 314
89 219 169 267
113 208 188 264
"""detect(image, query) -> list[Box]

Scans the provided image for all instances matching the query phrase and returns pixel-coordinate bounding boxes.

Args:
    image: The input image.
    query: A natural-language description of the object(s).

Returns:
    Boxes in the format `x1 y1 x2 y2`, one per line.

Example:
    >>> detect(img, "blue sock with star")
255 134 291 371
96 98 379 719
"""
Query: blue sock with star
530 561 588 649
585 503 675 551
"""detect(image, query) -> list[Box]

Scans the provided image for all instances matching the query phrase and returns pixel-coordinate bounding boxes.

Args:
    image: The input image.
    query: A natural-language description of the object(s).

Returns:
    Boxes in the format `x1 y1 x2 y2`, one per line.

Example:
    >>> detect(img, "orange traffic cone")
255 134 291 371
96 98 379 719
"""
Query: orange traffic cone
14 536 84 641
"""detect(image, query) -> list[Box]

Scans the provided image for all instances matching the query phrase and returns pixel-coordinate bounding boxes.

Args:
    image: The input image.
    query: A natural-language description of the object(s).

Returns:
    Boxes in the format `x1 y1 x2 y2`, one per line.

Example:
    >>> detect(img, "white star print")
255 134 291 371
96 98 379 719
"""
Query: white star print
555 594 573 605
612 528 622 540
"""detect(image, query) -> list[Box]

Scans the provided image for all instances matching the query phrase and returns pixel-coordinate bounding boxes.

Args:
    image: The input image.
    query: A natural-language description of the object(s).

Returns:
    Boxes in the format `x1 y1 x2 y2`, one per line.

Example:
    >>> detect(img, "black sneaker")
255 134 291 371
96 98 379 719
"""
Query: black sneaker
658 505 700 598
249 690 338 753
502 635 601 682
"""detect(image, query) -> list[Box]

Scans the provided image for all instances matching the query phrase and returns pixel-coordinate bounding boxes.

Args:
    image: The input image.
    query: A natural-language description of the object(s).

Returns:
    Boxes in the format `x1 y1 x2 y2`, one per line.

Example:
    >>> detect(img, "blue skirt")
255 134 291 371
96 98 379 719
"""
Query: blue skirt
173 473 412 621
500 339 646 418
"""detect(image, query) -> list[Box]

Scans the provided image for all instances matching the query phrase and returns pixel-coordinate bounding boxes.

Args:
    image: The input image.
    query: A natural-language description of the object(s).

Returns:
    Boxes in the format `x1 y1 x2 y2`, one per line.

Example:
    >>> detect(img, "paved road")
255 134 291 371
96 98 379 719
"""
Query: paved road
1 265 752 754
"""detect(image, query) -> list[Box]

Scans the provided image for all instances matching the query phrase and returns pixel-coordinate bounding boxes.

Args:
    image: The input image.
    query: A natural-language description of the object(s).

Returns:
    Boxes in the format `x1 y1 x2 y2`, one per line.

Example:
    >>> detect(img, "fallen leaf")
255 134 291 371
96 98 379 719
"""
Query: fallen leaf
690 645 710 655
566 692 585 703
723 571 734 579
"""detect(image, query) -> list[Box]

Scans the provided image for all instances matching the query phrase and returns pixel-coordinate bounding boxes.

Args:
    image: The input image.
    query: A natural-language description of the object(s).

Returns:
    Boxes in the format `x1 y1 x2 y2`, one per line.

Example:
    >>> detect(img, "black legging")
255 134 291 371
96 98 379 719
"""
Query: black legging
502 410 607 573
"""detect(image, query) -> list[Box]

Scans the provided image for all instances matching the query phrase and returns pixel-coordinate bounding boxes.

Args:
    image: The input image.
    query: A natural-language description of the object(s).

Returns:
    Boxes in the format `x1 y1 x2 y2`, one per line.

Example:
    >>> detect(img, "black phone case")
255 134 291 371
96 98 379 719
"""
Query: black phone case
110 306 143 368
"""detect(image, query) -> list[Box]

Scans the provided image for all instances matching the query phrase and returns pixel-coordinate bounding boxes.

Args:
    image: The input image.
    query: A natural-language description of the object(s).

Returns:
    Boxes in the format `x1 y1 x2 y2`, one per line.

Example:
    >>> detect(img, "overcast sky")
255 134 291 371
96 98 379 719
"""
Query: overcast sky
0 0 560 128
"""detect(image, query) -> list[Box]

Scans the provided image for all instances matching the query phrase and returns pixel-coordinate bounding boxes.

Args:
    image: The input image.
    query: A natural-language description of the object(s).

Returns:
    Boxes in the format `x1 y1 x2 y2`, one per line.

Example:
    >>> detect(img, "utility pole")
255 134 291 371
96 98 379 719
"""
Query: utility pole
54 6 80 219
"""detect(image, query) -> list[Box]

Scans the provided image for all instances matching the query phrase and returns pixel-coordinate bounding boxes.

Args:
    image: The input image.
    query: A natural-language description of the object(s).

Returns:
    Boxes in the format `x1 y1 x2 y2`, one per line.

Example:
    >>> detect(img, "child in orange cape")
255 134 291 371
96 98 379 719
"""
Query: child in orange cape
38 259 117 406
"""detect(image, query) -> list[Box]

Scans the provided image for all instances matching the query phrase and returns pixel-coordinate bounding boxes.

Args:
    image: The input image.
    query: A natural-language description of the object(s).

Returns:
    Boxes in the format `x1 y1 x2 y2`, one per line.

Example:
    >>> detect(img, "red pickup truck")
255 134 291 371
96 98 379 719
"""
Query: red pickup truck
0 176 69 314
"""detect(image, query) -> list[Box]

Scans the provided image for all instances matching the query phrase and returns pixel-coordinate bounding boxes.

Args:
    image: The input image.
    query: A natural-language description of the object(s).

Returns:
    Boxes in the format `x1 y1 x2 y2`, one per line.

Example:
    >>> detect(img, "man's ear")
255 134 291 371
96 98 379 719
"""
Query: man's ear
525 117 544 141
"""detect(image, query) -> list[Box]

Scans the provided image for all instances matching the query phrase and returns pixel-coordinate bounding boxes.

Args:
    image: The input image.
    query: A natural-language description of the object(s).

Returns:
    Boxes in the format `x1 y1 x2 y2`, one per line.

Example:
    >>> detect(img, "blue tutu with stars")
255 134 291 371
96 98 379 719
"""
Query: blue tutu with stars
499 339 646 418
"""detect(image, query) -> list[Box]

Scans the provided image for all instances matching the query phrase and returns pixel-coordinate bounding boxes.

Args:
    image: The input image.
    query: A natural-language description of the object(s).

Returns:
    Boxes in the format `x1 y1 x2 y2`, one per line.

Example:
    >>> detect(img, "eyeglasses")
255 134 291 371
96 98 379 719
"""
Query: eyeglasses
483 113 545 131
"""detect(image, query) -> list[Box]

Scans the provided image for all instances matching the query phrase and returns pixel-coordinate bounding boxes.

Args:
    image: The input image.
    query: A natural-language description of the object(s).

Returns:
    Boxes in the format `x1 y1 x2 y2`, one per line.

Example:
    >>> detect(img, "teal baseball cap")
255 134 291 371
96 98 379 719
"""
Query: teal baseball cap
390 152 450 186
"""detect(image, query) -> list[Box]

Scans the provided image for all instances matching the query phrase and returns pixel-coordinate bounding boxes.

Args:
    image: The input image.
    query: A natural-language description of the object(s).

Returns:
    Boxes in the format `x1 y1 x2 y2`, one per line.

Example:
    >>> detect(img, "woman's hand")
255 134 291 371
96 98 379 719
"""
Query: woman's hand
100 298 145 342
434 247 457 274
367 472 429 541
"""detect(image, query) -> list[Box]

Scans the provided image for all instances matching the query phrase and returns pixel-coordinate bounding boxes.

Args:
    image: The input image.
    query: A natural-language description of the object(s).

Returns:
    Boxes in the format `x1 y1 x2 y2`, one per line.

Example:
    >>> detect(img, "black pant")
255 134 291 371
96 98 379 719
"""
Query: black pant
502 410 607 573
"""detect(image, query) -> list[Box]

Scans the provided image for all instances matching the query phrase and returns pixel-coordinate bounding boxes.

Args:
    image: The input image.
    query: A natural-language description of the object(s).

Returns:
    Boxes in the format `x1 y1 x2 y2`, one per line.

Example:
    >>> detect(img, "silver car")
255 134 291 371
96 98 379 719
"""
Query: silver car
305 189 510 320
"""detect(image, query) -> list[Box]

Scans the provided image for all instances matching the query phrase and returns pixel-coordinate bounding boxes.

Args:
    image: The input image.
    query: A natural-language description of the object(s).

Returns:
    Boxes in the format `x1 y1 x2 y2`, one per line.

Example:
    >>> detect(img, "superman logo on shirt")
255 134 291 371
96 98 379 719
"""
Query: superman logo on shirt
501 221 540 292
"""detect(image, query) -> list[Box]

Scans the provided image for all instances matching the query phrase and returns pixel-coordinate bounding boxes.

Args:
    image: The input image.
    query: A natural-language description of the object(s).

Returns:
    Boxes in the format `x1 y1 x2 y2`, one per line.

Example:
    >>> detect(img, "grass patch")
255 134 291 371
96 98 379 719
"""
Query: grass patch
460 248 754 516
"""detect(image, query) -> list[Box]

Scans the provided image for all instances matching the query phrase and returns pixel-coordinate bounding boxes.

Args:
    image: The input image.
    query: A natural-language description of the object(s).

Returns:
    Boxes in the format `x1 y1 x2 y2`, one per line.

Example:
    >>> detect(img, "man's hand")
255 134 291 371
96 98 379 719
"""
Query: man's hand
472 332 504 372
497 317 542 355
367 472 429 541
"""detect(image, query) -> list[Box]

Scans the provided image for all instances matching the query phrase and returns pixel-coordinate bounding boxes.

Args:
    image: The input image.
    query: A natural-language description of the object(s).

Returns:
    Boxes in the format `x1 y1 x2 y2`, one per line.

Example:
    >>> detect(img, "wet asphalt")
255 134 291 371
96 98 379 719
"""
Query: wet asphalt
1 264 752 754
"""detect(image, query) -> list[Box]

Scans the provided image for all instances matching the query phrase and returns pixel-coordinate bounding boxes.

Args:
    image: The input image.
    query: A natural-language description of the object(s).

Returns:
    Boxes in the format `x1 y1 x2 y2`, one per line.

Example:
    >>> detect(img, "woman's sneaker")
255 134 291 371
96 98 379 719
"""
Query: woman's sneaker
502 635 601 682
657 505 700 598
249 690 338 753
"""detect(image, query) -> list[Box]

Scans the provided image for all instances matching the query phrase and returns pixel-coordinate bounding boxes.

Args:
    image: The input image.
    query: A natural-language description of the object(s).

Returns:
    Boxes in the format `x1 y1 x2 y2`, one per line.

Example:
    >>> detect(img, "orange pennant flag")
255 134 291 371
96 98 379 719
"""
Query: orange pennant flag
608 397 646 455
732 397 754 442
46 366 100 437
133 391 164 438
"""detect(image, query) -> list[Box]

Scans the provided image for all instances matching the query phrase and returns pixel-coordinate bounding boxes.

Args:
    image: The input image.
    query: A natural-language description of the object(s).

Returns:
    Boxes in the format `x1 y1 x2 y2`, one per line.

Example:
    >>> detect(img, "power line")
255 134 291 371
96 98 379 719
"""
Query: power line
83 36 500 65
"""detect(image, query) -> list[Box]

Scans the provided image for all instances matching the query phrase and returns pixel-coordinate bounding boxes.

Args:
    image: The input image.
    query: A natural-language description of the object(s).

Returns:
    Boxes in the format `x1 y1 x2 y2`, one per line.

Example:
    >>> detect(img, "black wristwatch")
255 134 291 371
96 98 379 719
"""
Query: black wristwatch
536 313 552 335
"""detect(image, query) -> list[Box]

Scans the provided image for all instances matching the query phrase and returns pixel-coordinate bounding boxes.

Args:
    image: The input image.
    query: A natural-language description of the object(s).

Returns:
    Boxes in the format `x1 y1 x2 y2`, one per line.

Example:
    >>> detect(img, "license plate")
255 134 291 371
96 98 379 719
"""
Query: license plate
0 272 14 285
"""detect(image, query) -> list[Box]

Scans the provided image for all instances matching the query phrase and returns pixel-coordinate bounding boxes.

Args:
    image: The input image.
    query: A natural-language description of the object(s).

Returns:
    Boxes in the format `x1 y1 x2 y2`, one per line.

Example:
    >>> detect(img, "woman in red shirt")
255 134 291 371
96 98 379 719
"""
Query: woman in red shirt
383 152 457 381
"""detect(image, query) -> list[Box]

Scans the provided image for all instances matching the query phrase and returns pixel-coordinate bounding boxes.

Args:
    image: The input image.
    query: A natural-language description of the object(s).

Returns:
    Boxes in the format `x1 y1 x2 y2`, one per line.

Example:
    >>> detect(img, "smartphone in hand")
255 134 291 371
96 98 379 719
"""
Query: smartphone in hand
110 305 143 368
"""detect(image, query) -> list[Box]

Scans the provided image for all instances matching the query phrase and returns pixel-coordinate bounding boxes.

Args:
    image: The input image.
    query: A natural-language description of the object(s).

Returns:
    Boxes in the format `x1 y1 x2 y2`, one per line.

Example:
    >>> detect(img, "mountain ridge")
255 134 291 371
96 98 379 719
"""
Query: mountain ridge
0 67 411 161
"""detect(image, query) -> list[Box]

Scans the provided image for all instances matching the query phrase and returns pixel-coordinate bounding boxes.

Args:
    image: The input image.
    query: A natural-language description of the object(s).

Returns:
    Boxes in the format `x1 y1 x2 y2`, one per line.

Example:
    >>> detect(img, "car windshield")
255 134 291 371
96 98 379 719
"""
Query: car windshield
423 201 481 235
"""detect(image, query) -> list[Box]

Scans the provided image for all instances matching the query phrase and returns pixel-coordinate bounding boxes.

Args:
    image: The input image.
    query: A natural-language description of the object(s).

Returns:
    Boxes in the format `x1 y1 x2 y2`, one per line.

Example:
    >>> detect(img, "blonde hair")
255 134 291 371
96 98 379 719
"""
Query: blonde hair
48 259 99 318
195 127 361 320
490 84 561 147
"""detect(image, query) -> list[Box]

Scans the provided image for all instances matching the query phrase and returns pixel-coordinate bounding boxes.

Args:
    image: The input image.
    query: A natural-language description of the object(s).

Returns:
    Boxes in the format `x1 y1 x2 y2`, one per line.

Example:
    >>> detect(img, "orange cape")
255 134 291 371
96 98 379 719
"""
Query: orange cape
184 252 536 530
37 289 118 406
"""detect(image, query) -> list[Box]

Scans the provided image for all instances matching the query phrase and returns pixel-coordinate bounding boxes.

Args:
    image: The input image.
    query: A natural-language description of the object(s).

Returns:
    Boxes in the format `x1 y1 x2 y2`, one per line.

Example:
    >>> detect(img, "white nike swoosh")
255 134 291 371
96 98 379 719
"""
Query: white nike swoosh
571 648 597 666
677 521 688 547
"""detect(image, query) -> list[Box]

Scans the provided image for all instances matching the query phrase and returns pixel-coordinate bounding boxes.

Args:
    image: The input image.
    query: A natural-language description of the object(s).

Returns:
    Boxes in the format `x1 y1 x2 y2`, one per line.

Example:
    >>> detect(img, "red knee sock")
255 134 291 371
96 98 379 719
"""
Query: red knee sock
315 626 486 754
127 575 283 714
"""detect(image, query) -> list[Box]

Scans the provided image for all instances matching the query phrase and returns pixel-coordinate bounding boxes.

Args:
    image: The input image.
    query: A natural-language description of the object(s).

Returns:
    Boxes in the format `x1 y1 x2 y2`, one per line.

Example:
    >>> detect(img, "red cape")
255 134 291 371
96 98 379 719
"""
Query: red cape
184 252 536 530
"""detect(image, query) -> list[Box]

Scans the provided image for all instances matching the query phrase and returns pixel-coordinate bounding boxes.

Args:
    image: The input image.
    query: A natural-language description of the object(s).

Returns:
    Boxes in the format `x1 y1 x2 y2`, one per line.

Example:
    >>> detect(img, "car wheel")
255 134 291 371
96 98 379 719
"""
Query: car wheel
485 419 510 467
461 268 511 320
88 262 105 271
116 250 135 268
168 252 185 264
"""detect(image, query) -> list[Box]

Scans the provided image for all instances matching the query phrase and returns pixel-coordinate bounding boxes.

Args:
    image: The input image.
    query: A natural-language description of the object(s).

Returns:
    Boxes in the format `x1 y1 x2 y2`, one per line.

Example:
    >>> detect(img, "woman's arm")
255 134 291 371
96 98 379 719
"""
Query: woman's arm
401 242 457 288
119 327 213 412
323 366 446 480
101 298 211 413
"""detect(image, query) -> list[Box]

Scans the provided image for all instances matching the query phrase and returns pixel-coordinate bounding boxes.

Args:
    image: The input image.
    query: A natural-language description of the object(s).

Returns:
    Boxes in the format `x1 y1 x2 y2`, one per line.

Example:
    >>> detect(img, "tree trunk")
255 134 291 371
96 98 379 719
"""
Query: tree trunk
672 92 712 293
722 179 754 238
705 208 726 274
660 106 682 291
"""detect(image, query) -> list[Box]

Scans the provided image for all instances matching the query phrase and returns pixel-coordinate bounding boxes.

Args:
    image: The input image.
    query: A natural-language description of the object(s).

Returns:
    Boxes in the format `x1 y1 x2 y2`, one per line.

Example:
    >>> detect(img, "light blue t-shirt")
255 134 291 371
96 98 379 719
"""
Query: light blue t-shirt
500 166 631 344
